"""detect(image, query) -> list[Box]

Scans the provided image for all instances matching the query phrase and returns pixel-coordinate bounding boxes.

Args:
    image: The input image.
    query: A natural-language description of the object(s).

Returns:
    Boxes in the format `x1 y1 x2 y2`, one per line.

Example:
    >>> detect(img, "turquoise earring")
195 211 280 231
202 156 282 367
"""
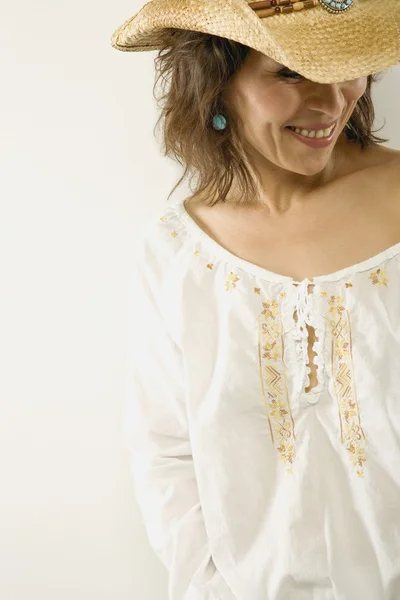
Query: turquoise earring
212 114 227 131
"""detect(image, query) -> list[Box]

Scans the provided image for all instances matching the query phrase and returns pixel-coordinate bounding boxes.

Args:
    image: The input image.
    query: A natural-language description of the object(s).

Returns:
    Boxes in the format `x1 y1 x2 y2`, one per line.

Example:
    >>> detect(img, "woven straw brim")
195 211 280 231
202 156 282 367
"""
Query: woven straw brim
110 0 400 84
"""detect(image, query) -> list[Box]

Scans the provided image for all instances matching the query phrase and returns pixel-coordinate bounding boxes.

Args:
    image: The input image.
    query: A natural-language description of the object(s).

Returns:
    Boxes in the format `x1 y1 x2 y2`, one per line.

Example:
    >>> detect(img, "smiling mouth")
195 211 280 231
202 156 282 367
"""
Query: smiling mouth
285 122 337 138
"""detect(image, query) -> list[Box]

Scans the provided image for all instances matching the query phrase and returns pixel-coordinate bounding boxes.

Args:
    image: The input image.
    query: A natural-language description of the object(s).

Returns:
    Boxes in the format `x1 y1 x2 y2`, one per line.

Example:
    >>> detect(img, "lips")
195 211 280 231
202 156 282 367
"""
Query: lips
285 121 337 148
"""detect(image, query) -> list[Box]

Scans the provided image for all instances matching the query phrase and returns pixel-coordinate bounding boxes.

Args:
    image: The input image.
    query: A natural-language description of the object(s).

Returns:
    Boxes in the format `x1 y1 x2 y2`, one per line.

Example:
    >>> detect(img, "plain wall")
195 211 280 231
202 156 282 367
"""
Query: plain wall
1 2 399 599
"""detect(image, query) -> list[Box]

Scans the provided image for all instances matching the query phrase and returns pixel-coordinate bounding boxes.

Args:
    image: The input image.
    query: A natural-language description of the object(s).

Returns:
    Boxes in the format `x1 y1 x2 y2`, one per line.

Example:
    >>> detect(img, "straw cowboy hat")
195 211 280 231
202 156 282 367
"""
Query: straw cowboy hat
110 0 400 84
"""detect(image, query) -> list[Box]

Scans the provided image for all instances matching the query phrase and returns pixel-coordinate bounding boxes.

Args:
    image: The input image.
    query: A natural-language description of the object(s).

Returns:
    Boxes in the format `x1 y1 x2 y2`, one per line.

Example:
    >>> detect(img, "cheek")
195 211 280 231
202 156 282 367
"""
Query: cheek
245 86 296 125
347 76 368 100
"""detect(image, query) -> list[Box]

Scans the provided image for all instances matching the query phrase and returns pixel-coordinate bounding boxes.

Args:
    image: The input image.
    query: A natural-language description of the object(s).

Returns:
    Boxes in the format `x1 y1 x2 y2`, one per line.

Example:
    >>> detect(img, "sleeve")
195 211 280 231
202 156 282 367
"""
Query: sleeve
125 243 236 600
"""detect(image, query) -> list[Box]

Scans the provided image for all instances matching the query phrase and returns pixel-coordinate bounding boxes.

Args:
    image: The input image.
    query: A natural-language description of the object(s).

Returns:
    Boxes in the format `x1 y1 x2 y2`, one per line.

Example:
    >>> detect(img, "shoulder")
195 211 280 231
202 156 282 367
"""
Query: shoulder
131 201 192 310
379 148 400 207
369 147 400 230
133 200 188 267
369 145 400 175
385 148 400 181
351 144 400 203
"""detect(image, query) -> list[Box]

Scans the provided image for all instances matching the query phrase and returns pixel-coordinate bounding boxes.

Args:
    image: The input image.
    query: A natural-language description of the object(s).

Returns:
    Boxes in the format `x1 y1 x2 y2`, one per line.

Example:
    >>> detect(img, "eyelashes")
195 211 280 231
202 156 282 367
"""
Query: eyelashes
278 69 304 80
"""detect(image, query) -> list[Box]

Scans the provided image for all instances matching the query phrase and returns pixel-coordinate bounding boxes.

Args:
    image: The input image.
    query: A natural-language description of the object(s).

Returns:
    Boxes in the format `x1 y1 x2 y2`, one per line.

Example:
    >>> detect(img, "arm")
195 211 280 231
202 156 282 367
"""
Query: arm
125 244 236 600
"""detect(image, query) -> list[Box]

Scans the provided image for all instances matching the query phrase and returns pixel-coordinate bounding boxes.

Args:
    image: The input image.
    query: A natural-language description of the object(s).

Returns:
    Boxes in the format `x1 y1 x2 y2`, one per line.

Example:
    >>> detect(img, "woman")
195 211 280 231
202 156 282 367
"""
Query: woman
111 1 400 598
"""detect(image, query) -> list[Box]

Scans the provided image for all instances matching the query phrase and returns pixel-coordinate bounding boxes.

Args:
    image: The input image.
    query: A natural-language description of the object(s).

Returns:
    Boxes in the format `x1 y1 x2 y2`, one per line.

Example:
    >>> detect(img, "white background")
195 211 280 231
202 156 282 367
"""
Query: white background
1 1 399 599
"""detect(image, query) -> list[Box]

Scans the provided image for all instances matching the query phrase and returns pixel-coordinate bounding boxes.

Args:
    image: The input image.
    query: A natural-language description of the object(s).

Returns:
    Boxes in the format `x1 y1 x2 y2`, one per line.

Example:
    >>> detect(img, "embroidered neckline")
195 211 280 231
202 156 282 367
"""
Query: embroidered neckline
174 198 400 285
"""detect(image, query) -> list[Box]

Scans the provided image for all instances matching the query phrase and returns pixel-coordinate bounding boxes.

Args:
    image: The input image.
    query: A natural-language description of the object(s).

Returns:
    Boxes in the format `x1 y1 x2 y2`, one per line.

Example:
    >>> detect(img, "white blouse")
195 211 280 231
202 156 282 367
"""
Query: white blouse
126 197 400 600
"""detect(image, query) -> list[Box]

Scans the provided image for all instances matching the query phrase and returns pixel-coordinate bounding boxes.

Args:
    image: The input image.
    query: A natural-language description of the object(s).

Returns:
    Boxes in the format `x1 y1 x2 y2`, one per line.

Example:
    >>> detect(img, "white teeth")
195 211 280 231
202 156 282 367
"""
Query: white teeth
289 124 335 139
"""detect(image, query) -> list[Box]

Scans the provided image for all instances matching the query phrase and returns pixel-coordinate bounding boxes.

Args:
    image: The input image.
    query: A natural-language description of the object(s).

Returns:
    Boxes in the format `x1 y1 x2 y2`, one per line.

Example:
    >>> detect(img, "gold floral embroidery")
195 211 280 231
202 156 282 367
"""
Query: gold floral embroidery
326 294 367 477
159 220 371 477
369 268 389 286
258 297 296 474
225 272 239 290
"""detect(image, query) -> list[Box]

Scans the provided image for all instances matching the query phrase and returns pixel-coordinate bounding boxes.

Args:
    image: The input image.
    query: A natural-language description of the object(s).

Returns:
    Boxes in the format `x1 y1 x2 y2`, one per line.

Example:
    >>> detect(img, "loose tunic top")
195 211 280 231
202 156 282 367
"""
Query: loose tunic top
126 197 400 600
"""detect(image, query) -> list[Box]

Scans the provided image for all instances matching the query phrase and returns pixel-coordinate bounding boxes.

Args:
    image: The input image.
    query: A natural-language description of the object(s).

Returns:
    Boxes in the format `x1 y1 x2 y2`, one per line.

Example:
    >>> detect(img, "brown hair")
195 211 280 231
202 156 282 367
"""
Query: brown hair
151 29 390 208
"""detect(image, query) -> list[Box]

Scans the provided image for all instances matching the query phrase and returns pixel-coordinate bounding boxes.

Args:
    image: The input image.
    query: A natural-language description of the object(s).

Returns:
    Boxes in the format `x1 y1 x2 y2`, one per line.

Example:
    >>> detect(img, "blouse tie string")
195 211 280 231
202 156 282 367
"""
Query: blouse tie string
293 278 314 341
